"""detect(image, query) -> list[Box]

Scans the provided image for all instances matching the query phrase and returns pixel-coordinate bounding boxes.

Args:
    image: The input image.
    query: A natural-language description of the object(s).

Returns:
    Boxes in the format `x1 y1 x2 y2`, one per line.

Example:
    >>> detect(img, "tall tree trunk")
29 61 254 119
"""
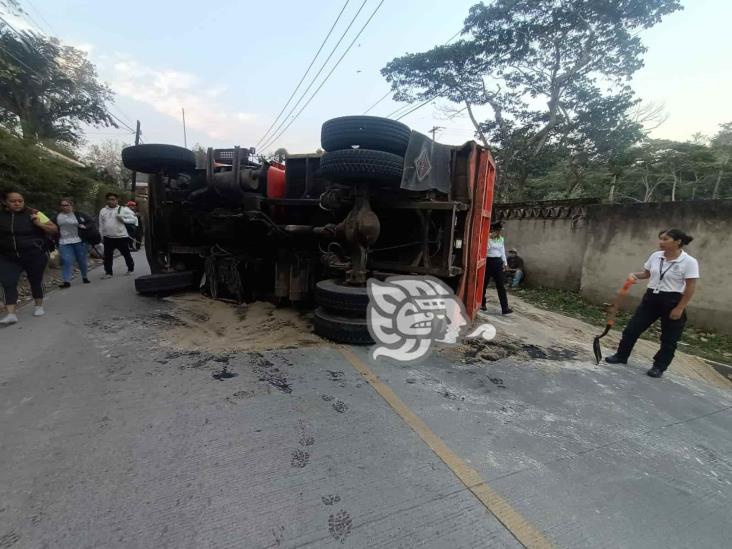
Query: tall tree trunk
713 159 728 199
463 99 489 149
19 116 39 141
671 174 677 202
608 175 617 203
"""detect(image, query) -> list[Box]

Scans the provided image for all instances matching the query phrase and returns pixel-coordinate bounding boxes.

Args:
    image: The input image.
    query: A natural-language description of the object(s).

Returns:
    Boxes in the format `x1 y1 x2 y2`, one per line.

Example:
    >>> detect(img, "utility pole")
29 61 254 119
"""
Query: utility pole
182 107 188 148
130 120 141 197
429 126 443 141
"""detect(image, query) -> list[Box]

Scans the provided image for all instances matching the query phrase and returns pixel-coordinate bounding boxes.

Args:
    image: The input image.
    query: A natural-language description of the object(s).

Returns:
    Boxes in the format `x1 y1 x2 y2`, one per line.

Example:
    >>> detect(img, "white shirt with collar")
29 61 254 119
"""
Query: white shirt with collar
487 236 508 265
644 250 699 293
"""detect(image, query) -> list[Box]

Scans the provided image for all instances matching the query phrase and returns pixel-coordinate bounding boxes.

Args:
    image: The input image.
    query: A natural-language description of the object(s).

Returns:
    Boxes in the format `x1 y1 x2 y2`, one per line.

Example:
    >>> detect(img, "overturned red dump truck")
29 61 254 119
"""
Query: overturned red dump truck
121 116 495 343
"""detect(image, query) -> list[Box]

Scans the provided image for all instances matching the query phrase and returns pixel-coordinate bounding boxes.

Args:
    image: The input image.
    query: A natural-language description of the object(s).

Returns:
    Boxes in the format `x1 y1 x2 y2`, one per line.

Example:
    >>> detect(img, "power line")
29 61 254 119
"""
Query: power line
371 27 463 119
363 90 391 114
107 112 135 133
0 43 39 74
385 102 414 118
258 0 370 150
445 29 462 44
13 4 46 36
82 130 135 135
256 0 351 148
0 14 54 67
0 14 136 135
395 97 435 121
24 0 57 36
260 0 385 151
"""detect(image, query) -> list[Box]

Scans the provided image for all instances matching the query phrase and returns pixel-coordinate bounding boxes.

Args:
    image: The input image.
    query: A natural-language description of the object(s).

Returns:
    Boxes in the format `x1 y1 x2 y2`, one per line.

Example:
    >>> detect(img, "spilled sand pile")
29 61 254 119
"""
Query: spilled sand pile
156 294 323 353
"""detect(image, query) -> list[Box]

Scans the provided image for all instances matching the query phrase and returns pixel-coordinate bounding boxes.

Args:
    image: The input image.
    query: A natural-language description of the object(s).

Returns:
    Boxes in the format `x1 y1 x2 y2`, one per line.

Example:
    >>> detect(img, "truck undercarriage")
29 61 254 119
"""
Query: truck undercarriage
122 116 495 343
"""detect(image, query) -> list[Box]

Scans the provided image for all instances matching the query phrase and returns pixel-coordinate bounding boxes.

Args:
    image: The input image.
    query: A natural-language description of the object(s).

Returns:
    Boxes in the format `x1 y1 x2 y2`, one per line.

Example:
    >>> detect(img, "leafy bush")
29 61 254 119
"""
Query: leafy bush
0 129 123 215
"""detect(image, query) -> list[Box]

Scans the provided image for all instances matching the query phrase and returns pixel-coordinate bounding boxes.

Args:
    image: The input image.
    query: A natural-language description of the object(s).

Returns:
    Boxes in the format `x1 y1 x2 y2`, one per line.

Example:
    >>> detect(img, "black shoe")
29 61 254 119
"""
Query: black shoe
502 308 513 315
480 304 487 311
605 354 627 365
59 282 71 289
82 278 90 284
647 367 664 378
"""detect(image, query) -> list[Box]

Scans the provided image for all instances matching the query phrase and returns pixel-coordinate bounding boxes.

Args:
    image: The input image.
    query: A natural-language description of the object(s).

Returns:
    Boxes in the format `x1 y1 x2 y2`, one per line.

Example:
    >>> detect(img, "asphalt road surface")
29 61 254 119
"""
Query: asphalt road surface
1 252 731 548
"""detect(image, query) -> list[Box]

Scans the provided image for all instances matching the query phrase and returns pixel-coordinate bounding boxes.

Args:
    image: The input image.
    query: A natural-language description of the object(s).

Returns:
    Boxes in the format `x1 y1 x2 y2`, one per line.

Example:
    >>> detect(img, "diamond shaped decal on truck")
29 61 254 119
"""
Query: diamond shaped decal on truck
414 147 432 181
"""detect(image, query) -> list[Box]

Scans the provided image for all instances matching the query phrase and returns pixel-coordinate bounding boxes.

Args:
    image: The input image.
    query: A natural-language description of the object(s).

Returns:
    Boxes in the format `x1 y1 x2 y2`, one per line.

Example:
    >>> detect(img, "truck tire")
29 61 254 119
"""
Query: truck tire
122 144 196 175
315 279 370 315
135 271 196 295
319 149 403 183
313 307 373 345
321 116 411 156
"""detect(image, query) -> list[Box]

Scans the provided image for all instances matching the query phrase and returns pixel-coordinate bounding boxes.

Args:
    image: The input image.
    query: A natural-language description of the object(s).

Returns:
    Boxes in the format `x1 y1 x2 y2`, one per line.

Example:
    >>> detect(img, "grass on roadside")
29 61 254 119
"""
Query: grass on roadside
513 286 732 366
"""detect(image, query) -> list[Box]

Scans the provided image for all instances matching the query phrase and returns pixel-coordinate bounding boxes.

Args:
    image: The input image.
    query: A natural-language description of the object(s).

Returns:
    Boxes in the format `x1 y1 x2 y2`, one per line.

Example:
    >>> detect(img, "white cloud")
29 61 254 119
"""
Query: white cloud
107 56 256 141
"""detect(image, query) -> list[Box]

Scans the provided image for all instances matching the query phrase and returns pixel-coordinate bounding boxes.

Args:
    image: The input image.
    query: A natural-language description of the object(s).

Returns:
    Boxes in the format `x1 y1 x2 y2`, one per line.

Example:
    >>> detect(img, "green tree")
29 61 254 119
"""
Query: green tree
614 140 716 203
0 127 104 212
0 24 116 144
271 147 288 163
191 143 207 169
381 0 682 200
710 122 732 199
84 140 132 190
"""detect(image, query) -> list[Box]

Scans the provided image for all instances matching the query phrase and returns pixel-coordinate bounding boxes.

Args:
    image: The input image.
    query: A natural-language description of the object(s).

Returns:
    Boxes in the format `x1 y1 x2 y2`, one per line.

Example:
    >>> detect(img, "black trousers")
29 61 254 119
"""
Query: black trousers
103 237 135 275
0 251 48 305
482 256 510 312
616 290 686 371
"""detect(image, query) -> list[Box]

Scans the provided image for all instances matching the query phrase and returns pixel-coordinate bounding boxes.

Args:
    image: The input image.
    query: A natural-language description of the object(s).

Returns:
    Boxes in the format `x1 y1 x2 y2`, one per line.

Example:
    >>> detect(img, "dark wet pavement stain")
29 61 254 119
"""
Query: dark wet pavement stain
457 338 580 364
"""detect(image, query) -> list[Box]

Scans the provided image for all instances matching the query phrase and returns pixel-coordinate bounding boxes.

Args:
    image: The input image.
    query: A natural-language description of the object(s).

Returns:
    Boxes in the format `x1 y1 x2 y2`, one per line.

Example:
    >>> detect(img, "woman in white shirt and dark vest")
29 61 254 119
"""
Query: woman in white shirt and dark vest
481 221 512 314
606 229 700 378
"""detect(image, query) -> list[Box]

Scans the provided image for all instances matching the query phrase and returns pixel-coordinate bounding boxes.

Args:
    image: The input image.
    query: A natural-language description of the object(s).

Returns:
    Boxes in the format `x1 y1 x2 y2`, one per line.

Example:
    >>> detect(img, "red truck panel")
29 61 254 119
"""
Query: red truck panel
457 145 496 321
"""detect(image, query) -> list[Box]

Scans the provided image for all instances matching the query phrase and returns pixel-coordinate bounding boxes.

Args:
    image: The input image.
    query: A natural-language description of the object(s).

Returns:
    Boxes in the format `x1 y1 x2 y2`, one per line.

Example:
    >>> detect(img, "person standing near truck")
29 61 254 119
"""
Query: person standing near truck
98 192 136 279
481 221 512 314
55 198 95 288
0 190 58 324
605 229 699 378
126 201 143 251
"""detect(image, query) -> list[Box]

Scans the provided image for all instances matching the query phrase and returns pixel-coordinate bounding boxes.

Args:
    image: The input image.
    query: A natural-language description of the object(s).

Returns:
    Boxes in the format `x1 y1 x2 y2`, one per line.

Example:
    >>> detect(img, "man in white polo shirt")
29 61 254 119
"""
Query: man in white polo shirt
606 228 700 378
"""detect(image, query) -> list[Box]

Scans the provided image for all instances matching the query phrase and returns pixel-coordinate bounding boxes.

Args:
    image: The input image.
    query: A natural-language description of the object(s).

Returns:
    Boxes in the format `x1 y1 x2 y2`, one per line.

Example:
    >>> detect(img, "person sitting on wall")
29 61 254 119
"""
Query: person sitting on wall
506 248 525 288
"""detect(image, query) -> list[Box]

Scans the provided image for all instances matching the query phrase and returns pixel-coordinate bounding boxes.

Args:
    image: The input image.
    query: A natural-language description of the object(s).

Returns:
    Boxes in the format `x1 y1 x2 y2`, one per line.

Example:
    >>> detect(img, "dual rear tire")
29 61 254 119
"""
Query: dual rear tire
313 279 373 345
319 116 410 186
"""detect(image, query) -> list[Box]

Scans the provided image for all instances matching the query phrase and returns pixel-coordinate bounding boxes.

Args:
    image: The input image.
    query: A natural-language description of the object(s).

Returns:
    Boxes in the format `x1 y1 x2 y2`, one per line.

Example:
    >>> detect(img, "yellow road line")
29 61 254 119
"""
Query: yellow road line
338 346 553 549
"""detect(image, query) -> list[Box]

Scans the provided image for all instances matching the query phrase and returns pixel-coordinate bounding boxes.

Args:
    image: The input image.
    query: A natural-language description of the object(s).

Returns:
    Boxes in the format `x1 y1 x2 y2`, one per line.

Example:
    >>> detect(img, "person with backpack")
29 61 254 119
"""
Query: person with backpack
98 192 136 279
126 200 143 251
54 197 99 288
0 189 58 325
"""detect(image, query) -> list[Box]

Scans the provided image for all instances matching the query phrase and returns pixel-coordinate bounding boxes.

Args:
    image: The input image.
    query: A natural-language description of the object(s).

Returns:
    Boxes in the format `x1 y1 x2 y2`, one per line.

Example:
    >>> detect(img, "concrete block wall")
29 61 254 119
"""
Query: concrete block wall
501 216 589 291
496 200 732 334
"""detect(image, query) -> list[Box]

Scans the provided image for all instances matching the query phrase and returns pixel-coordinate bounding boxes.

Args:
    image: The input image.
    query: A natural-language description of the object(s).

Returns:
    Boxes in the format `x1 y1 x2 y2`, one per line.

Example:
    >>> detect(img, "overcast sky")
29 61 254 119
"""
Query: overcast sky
10 0 732 153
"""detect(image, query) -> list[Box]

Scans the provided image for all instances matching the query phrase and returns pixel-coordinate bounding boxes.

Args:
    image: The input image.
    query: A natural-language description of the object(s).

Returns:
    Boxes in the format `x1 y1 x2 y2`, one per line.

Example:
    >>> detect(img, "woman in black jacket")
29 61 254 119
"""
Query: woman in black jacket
0 190 58 325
